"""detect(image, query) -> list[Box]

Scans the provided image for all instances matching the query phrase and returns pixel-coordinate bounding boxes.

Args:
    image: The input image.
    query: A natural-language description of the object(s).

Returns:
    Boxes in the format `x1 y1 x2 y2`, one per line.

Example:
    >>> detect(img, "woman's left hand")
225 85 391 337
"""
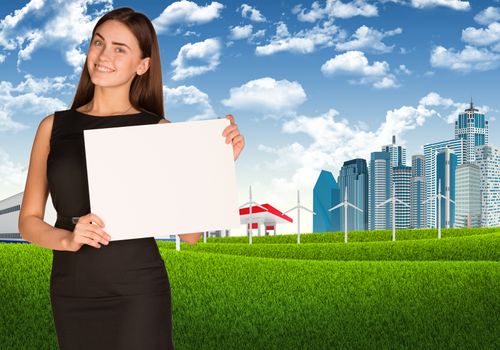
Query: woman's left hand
222 114 245 161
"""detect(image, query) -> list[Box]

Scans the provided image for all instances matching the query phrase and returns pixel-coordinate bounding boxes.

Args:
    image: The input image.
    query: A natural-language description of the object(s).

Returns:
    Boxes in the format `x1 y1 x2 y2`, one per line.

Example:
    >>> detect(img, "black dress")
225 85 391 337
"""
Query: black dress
46 109 174 349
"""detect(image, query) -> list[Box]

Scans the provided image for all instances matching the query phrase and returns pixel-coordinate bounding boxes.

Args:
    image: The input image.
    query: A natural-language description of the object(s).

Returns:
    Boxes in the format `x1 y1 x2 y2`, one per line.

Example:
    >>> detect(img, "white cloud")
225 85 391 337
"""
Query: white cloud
462 22 500 47
292 0 378 22
430 45 500 72
221 77 307 116
396 64 412 75
410 0 470 10
171 38 221 81
229 24 253 40
321 50 399 88
152 1 224 34
164 85 216 120
0 0 113 72
0 54 5 63
0 0 45 50
474 7 500 25
0 75 69 132
419 92 454 107
381 0 470 10
255 20 342 56
0 148 27 190
240 4 266 22
373 76 399 89
335 25 402 53
419 92 490 123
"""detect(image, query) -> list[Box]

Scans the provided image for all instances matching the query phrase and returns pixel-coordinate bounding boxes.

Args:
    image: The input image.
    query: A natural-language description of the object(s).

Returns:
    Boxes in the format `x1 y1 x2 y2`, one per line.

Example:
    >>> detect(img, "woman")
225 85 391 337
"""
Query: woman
18 7 244 350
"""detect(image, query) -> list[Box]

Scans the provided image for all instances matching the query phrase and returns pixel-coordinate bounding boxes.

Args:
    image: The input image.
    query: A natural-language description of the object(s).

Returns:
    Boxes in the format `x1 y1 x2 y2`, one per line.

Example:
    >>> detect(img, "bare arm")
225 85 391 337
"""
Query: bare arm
18 114 74 251
158 118 202 245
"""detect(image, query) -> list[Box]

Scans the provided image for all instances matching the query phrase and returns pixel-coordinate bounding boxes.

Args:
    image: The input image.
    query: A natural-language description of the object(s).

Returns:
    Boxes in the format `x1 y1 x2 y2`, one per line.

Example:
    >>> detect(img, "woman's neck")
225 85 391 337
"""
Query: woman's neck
80 85 140 116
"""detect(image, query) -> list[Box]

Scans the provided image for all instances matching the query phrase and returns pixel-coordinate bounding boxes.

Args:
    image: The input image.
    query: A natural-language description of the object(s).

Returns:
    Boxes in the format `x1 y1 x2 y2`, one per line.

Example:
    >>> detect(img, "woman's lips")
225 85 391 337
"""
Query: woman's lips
95 64 115 73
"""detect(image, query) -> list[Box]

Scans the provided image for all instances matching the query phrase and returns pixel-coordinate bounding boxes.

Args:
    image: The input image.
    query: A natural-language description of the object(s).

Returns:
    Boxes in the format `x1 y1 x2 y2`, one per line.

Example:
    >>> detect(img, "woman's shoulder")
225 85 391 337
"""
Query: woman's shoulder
141 109 170 124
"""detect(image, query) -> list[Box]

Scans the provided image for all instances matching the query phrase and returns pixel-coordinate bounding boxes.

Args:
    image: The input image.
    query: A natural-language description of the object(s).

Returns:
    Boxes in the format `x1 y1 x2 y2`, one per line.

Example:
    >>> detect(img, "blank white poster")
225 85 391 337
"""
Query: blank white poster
83 118 240 241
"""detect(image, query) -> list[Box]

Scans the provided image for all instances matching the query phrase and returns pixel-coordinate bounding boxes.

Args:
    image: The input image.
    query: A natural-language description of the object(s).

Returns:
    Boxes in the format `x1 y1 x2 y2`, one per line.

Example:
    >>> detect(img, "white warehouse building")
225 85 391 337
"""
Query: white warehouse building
0 192 57 239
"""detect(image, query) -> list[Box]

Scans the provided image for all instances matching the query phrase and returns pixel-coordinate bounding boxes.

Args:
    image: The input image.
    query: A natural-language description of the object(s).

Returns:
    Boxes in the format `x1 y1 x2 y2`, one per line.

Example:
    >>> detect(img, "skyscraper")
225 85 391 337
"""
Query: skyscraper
369 151 391 230
411 155 426 228
382 135 407 167
455 163 481 228
436 147 457 228
313 170 341 232
392 165 412 229
423 138 464 228
475 145 500 227
338 158 369 231
455 101 488 163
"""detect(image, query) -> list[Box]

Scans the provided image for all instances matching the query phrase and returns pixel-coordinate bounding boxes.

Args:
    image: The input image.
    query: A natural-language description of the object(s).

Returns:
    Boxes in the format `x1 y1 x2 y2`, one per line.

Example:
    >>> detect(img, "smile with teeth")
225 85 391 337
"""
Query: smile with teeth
95 64 115 72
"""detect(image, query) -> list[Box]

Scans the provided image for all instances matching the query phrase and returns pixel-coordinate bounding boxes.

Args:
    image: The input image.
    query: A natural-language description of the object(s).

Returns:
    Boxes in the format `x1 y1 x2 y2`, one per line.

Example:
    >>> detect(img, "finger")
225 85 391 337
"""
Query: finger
222 124 237 137
226 114 235 125
80 222 109 237
85 213 105 228
78 224 110 244
225 130 241 143
232 135 244 146
75 234 101 249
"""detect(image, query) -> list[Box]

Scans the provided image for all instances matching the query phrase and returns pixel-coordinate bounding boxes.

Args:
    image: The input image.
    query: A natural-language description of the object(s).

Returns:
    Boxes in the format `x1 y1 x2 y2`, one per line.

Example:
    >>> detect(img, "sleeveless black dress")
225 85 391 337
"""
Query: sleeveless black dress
47 109 174 349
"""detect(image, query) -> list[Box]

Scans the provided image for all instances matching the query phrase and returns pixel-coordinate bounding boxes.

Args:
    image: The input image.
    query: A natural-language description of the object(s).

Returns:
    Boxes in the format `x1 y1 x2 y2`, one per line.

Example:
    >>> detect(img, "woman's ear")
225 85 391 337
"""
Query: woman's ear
137 57 150 76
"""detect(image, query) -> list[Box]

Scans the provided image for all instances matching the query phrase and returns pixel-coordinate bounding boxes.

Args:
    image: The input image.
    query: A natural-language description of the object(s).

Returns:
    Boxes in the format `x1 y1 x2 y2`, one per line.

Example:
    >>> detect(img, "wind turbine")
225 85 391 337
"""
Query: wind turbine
239 185 267 244
329 186 363 243
424 178 455 239
376 182 409 241
284 190 315 244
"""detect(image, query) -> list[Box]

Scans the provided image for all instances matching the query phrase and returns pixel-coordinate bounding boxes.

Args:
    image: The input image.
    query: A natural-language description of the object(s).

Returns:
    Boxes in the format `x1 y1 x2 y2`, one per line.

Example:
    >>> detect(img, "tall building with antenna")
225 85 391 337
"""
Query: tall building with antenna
382 135 407 167
455 100 488 163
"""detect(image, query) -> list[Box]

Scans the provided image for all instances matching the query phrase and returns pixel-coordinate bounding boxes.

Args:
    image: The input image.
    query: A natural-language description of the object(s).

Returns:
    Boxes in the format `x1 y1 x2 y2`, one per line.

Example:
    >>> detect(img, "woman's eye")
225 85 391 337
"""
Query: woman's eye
94 39 102 46
115 47 125 53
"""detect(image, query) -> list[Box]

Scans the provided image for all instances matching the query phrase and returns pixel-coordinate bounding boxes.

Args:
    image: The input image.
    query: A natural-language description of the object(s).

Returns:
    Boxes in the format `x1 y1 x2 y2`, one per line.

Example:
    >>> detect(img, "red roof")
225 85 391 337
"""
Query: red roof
239 203 293 224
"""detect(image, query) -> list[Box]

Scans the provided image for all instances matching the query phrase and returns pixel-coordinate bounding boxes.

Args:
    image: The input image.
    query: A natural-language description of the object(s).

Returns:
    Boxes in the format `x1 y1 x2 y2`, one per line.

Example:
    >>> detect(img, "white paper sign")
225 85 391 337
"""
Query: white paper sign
83 118 240 241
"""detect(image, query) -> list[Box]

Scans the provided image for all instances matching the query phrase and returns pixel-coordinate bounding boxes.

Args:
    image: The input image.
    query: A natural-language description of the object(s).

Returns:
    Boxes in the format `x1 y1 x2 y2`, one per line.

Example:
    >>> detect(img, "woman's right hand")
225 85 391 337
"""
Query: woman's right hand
68 213 111 252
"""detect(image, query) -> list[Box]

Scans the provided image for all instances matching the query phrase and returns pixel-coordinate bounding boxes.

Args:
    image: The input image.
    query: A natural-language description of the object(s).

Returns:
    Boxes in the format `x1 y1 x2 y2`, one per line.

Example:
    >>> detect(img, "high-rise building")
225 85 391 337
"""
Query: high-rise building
338 158 369 231
455 163 481 228
411 155 426 228
393 165 412 229
475 145 500 227
455 101 488 163
382 135 407 167
313 170 341 232
436 147 457 228
423 138 464 227
369 151 391 230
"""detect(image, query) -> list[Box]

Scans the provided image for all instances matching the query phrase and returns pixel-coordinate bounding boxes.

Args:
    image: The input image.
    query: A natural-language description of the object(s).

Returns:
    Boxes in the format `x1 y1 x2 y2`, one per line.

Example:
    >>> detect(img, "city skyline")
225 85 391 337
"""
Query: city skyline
1 1 500 235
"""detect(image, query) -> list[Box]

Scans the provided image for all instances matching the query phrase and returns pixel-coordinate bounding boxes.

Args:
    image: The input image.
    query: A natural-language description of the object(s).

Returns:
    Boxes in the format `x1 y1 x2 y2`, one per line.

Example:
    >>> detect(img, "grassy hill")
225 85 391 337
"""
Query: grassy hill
1 228 499 349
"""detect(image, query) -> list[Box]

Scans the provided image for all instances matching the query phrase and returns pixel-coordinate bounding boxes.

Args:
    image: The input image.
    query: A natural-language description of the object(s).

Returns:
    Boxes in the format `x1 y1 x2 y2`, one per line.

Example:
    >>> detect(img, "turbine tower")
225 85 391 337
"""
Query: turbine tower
376 182 409 241
239 185 266 244
285 190 315 244
329 186 363 243
424 178 455 239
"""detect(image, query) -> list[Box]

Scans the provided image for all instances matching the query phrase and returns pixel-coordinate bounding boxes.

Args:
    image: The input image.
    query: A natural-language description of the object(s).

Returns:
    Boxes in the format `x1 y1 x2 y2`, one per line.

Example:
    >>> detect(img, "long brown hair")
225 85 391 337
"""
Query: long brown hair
70 7 164 117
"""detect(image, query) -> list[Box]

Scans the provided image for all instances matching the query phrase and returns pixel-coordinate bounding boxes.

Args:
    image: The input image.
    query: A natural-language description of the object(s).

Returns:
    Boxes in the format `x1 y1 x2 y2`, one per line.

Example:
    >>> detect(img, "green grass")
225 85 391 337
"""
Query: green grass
1 228 499 349
162 232 500 261
206 227 499 244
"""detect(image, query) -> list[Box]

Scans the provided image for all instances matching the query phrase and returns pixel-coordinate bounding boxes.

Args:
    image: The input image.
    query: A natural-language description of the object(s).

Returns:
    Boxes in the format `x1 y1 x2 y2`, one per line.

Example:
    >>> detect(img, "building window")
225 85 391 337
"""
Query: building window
0 205 21 216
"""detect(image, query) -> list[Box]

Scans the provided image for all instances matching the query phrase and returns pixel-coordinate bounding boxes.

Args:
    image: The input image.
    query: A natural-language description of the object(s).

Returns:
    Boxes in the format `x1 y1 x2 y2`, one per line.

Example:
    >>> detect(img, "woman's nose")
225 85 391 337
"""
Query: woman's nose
97 45 113 61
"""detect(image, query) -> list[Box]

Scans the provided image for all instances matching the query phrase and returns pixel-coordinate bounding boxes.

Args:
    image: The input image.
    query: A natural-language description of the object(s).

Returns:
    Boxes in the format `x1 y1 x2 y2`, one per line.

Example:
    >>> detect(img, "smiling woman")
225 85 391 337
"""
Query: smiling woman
17 6 244 350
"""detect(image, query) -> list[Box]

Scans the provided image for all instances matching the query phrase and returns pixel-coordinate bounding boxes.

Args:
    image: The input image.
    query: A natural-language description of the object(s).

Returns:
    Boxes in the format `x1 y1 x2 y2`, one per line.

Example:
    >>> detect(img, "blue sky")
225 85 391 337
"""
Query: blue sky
1 0 499 235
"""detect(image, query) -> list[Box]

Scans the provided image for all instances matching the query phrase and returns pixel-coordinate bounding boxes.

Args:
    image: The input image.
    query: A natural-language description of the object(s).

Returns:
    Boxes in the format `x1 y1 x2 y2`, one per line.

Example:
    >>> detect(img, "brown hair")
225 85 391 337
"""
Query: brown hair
70 7 164 117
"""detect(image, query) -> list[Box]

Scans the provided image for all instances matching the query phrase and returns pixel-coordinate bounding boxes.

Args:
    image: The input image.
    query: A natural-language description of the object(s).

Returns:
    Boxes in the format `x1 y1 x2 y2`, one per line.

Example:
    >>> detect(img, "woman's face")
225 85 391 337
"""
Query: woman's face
87 19 149 88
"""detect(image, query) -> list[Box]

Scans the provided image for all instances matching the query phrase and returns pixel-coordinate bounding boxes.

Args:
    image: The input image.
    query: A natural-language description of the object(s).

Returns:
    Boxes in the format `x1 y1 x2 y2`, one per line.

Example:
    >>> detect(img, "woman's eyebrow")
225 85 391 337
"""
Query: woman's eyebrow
95 32 131 50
